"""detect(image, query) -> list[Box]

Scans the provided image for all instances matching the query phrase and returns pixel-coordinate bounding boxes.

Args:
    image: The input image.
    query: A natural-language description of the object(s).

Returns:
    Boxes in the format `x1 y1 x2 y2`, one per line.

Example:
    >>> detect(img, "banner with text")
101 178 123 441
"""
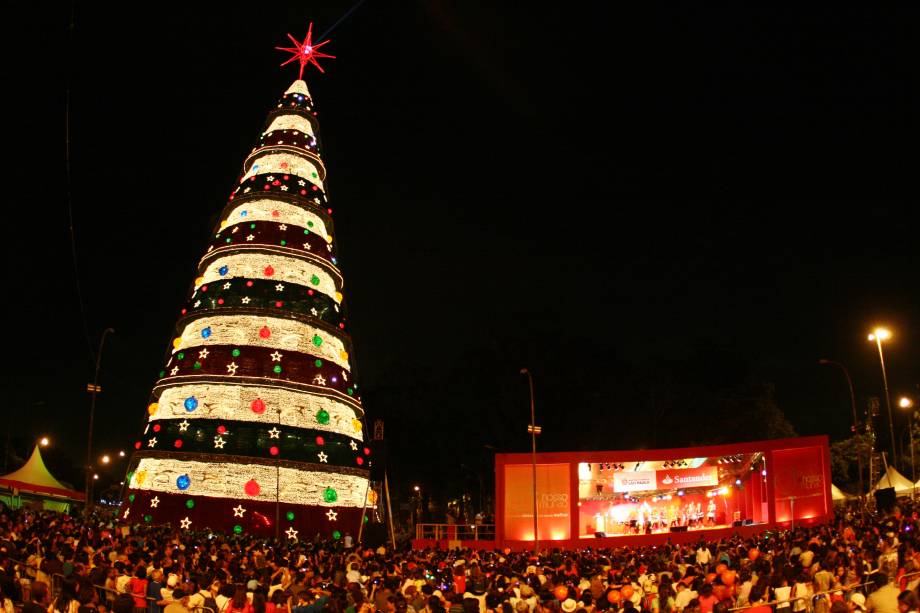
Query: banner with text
613 471 657 492
655 466 718 489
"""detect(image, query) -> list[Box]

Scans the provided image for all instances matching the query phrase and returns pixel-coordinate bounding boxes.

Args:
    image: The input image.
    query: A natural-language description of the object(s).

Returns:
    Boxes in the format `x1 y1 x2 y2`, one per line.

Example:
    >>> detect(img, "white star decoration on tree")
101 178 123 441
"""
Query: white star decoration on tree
150 496 160 508
123 508 130 519
285 527 298 540
214 436 226 449
313 374 326 385
275 283 285 292
170 366 179 376
148 437 158 448
241 296 251 304
246 235 255 241
279 224 287 231
303 242 312 250
226 362 239 375
349 440 358 451
178 420 190 432
223 282 232 289
270 351 283 362
310 308 318 316
317 451 328 463
198 348 209 359
326 509 338 521
180 517 192 530
233 505 247 517
298 180 305 186
342 370 348 381
268 428 280 438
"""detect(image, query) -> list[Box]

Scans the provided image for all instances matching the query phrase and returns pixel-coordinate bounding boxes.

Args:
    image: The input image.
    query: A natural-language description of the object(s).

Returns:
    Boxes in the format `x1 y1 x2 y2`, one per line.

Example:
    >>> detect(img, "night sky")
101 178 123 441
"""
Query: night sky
5 3 917 507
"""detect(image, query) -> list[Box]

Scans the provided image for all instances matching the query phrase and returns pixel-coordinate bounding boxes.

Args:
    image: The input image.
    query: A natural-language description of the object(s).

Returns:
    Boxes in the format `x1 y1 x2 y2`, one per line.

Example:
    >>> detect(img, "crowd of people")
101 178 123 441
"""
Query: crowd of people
0 501 919 613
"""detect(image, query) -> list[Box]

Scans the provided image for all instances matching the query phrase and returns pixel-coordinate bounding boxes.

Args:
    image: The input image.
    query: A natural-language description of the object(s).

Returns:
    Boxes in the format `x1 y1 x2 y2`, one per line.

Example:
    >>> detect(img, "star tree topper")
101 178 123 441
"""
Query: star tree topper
276 22 335 79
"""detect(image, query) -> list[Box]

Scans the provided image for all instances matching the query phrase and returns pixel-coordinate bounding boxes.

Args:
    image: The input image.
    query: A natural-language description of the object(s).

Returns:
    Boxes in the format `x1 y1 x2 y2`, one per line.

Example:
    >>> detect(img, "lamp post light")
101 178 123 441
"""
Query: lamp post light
899 397 916 492
868 328 896 470
85 327 114 512
520 368 540 555
39 437 50 447
818 359 864 498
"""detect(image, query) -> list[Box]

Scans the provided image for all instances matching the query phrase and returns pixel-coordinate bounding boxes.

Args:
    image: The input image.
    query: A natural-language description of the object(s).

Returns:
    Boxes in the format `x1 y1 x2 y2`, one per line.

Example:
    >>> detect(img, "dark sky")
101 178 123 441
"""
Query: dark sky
5 3 917 503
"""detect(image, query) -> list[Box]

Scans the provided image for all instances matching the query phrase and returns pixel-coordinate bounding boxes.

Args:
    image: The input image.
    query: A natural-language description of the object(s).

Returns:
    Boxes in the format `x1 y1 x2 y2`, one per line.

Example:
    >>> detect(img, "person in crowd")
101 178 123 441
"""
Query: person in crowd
866 574 899 613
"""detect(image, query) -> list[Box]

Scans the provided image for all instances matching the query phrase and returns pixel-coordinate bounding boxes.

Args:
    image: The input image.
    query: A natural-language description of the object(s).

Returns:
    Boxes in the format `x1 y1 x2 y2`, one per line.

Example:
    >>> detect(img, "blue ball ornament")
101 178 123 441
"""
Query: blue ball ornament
177 474 191 490
219 265 229 276
201 327 212 339
184 396 198 411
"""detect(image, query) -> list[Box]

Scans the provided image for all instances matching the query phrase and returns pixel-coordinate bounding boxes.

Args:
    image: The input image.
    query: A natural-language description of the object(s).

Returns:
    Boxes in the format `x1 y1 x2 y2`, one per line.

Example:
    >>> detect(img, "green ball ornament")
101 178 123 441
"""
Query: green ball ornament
273 365 282 374
316 409 330 425
314 359 323 367
323 487 338 503
177 352 185 360
312 335 323 347
363 515 369 523
128 494 135 502
233 525 243 534
332 530 342 540
186 499 195 509
144 515 152 523
286 511 295 521
310 275 320 286
232 348 241 357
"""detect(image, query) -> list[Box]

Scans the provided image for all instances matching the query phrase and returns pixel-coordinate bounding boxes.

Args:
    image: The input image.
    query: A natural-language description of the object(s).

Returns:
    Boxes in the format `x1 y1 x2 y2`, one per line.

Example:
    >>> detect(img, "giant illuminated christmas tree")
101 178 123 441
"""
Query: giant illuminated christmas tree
120 26 371 539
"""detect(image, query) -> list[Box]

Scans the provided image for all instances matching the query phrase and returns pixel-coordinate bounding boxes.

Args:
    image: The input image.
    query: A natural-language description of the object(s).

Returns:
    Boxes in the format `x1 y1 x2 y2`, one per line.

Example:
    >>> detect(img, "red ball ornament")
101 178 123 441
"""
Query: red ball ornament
251 398 266 414
246 280 254 287
364 447 371 455
316 436 325 446
134 441 142 449
307 289 314 295
339 323 345 329
264 265 275 277
217 425 227 434
152 424 161 432
269 446 279 456
218 298 224 305
621 585 634 600
244 479 261 496
554 587 568 601
356 457 364 465
259 326 271 339
174 439 183 448
300 190 307 195
275 301 283 307
607 590 621 604
181 308 187 315
283 175 289 180
272 210 280 217
201 285 208 292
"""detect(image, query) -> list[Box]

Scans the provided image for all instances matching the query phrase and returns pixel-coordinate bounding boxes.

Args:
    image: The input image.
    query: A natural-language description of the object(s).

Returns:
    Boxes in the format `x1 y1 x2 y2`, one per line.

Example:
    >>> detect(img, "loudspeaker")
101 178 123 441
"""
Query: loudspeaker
875 487 896 513
670 525 688 532
594 532 606 538
743 518 754 525
732 520 743 527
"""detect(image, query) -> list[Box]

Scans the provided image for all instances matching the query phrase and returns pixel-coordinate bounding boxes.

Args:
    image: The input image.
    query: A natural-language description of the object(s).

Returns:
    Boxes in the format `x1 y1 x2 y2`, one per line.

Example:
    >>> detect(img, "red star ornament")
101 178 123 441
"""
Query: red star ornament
276 22 335 79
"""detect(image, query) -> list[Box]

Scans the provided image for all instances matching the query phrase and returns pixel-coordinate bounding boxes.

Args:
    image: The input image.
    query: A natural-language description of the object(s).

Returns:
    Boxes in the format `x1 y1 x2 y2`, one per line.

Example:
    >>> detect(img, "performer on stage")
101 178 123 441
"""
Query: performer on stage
706 499 716 526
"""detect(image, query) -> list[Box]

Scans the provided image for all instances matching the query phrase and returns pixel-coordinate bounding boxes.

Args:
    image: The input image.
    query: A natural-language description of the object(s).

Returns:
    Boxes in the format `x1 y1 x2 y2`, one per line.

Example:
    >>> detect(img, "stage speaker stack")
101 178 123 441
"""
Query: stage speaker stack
595 532 606 538
743 518 753 525
670 525 688 532
875 487 896 513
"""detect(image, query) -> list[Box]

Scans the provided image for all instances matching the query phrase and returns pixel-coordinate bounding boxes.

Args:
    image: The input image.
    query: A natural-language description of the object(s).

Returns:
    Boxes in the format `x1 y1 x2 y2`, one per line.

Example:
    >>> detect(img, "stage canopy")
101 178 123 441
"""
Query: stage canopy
872 466 914 495
0 445 85 509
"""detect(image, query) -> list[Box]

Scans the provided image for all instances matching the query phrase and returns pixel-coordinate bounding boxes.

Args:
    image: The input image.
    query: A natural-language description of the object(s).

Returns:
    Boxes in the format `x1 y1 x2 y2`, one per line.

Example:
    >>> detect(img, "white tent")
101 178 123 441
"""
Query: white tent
872 466 915 495
831 483 853 502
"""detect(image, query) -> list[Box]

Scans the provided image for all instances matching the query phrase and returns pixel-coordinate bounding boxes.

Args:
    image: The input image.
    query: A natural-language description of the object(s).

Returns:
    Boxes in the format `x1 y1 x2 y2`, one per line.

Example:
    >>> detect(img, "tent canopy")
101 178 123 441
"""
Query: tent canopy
872 466 915 495
831 483 853 501
0 445 85 501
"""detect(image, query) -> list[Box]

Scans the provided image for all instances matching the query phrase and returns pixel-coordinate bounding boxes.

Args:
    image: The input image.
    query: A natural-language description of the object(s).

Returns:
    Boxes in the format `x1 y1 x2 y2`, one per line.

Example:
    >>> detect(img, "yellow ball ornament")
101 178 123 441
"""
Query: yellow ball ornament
340 350 349 362
220 220 228 229
352 418 363 433
334 291 343 303
148 403 159 415
325 234 333 243
173 337 183 349
135 470 148 486
194 276 204 287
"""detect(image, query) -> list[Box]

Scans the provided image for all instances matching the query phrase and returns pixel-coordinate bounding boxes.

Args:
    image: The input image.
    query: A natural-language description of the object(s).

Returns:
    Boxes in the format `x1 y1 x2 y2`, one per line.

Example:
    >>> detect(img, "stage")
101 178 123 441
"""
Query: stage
493 435 831 548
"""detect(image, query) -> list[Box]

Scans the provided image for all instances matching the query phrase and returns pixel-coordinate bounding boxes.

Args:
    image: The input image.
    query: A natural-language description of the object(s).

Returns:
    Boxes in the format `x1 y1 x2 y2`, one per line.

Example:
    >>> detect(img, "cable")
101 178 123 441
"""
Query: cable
318 0 369 41
65 0 97 367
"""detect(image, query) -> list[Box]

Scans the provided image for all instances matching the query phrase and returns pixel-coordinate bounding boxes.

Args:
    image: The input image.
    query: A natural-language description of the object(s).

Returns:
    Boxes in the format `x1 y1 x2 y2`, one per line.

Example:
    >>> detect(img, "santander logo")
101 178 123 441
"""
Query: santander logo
661 474 673 485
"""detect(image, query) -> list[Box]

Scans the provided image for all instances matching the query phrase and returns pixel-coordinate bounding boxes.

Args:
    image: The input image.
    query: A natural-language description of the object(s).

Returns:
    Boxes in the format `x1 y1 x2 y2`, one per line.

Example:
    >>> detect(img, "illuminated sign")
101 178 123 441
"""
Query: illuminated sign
613 471 656 492
656 466 718 489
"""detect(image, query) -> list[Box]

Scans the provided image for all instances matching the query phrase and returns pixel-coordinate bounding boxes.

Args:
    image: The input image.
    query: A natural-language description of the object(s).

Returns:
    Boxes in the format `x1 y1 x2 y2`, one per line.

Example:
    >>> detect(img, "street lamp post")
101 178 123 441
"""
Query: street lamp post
868 328 896 470
85 327 114 512
520 368 540 555
899 397 916 494
818 359 864 498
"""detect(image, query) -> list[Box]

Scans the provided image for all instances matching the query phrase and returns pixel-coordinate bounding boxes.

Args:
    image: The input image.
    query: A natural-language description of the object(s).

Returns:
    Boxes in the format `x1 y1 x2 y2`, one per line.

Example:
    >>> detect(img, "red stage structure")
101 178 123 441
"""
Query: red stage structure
491 436 831 549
